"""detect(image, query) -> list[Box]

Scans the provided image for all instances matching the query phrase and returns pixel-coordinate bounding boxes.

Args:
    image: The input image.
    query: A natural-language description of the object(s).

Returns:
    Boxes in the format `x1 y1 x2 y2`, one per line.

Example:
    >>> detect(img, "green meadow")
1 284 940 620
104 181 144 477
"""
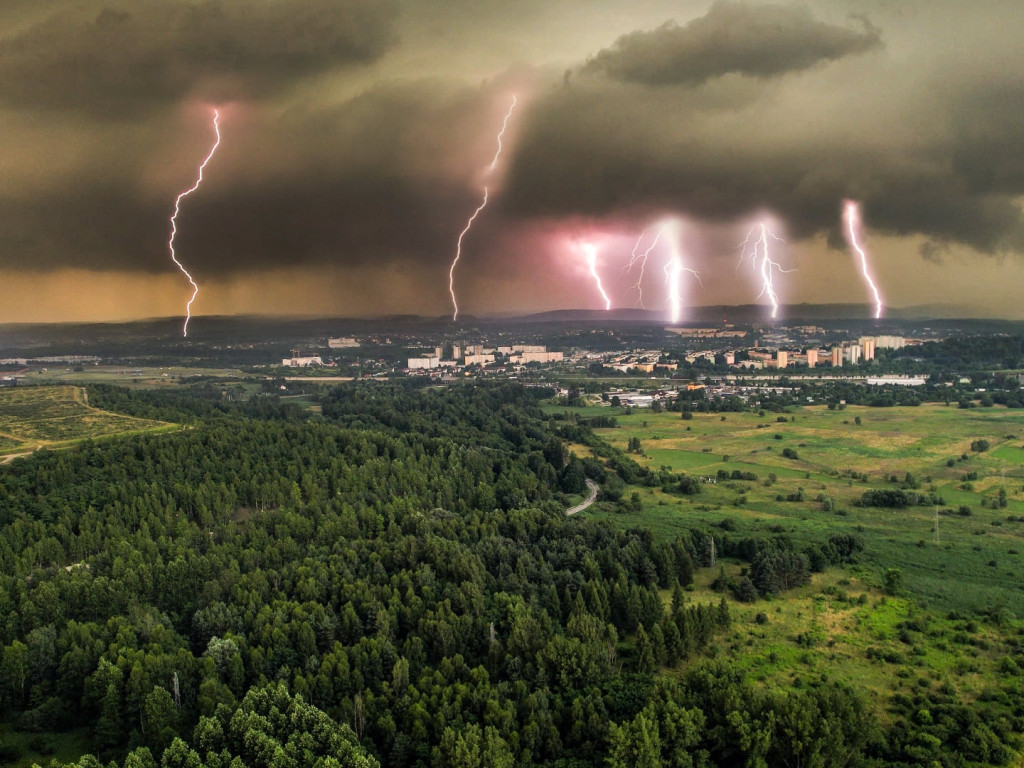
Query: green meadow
571 402 1024 612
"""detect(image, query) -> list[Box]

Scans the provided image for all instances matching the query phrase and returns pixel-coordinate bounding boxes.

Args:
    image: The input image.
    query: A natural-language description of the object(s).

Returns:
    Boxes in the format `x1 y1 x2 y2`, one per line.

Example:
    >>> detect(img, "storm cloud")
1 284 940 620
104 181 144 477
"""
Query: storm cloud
1 0 1024 320
0 80 522 275
0 0 397 117
584 2 882 86
502 0 1024 260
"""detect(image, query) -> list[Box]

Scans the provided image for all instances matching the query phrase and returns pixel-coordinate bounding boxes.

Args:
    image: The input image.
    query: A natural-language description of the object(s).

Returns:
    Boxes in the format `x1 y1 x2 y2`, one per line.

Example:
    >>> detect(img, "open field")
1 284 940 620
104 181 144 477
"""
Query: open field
554 402 1024 612
0 385 175 456
667 566 1018 726
566 400 1024 733
24 364 255 388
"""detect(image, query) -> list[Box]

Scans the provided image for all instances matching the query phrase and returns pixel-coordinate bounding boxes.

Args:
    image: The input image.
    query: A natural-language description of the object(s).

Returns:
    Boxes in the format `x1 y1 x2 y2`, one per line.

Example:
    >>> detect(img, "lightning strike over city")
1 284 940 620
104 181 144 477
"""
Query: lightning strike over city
844 200 884 319
661 220 702 324
738 222 792 319
448 95 518 321
583 242 612 310
168 108 221 338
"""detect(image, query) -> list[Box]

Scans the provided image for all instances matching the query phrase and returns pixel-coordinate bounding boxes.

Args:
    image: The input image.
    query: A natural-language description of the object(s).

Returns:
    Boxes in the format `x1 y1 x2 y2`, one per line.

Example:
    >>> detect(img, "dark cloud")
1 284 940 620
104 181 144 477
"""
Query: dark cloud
0 80 520 275
3 0 1024 322
0 0 397 117
949 78 1024 196
0 172 489 275
502 79 1024 257
583 1 882 85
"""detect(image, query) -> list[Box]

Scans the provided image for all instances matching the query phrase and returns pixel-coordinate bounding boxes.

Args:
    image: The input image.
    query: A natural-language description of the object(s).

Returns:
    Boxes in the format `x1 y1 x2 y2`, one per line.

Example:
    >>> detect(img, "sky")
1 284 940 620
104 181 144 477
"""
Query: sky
2 0 1024 323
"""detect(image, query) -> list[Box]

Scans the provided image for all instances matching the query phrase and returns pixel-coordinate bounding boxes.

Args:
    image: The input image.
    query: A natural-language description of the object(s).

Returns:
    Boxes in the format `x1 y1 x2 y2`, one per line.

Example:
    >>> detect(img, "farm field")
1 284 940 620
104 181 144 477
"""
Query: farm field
555 402 1024 613
0 385 175 456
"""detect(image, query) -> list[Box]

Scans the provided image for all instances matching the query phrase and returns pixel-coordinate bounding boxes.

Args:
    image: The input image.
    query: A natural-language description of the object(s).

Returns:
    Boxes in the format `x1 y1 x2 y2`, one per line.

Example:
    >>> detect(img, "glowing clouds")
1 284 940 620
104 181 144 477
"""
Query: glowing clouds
624 219 701 322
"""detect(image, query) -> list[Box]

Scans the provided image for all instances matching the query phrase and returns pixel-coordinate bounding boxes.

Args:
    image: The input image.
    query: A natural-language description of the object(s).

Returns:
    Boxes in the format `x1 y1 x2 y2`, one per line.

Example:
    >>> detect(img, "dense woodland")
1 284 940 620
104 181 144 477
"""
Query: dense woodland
0 383 1020 767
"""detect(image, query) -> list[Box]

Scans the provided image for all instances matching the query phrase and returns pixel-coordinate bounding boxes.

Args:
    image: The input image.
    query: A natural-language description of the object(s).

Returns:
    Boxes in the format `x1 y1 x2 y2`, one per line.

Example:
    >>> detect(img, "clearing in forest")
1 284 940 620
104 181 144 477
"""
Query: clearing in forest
0 385 174 458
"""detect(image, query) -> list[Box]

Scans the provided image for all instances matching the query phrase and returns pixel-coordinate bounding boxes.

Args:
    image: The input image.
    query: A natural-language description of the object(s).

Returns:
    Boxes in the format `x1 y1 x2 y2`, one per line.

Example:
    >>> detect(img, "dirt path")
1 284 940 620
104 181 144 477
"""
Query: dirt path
566 478 599 515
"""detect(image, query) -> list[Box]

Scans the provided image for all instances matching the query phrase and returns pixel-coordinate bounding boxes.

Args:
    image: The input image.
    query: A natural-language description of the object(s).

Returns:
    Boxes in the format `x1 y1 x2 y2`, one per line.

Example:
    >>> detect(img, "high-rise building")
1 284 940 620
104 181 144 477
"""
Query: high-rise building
806 349 818 368
776 351 788 368
831 347 843 367
845 345 862 365
875 335 905 350
858 337 876 360
863 338 875 360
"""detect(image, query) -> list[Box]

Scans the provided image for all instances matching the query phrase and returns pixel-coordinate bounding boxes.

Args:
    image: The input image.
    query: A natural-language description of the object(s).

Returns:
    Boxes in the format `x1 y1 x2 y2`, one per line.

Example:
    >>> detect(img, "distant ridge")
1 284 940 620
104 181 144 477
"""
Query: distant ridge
0 303 1020 342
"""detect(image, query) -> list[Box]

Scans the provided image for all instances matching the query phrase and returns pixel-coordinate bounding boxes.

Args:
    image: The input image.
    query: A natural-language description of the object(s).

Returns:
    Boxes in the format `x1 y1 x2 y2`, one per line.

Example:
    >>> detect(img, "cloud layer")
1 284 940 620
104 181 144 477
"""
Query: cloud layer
1 0 1023 319
0 0 397 116
584 2 881 85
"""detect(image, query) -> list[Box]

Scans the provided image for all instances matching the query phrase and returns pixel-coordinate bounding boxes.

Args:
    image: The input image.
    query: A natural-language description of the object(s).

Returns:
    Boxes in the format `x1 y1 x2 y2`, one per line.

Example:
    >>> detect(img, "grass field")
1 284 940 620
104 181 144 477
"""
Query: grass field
26 365 255 388
0 385 175 456
552 402 1024 613
669 566 1016 725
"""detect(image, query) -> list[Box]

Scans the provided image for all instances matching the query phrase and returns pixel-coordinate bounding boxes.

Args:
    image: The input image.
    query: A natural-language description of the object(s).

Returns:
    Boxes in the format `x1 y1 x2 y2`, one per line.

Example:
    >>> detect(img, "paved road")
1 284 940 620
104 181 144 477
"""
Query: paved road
566 478 599 515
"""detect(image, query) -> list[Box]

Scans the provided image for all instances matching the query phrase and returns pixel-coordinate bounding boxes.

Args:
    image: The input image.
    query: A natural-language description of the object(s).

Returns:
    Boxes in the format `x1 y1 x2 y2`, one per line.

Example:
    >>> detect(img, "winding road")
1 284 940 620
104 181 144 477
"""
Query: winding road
566 478 599 515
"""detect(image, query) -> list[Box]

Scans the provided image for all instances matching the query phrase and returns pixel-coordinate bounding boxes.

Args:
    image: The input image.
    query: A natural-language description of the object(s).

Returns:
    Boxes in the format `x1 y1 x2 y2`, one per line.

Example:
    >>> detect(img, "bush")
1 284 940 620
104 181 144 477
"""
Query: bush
884 568 904 596
733 576 759 603
782 448 799 460
678 474 702 495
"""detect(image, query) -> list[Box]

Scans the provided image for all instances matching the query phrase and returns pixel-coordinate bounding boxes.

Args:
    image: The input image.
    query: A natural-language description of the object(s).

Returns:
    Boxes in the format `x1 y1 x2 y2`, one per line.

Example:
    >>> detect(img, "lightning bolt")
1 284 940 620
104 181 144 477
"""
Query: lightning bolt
843 200 883 319
737 221 792 319
662 220 702 324
623 227 666 308
583 242 612 310
488 95 517 172
449 95 518 321
169 109 221 338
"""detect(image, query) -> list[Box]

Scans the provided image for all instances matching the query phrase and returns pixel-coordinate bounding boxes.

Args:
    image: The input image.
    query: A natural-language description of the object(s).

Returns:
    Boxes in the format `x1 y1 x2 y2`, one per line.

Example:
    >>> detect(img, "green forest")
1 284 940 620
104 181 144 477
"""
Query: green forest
0 382 1021 767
